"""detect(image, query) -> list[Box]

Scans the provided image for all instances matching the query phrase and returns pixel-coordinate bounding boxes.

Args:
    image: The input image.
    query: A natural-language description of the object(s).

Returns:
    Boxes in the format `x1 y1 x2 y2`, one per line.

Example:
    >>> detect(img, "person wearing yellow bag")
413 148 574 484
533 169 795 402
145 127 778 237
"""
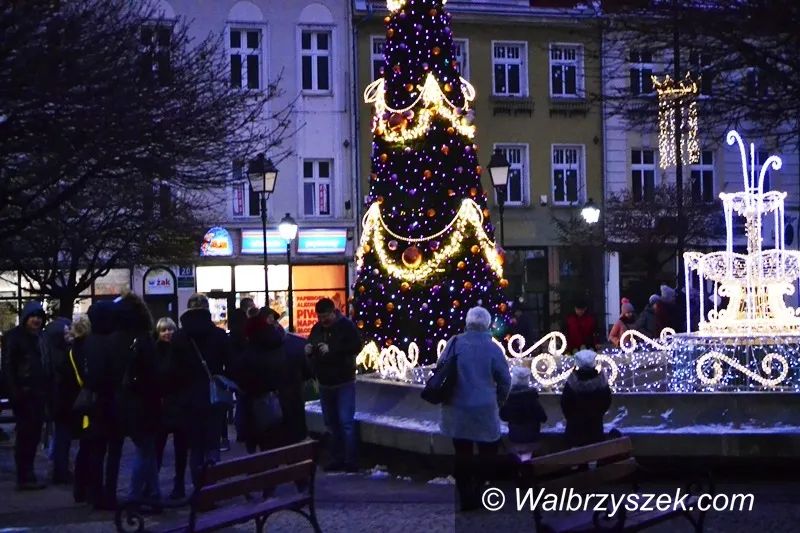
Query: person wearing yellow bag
68 316 94 504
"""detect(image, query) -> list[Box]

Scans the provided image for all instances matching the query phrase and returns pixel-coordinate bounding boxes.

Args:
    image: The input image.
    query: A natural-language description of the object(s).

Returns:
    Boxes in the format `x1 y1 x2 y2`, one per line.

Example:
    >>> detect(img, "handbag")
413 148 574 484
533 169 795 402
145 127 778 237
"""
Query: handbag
68 349 95 429
421 337 459 405
251 391 283 431
189 339 238 407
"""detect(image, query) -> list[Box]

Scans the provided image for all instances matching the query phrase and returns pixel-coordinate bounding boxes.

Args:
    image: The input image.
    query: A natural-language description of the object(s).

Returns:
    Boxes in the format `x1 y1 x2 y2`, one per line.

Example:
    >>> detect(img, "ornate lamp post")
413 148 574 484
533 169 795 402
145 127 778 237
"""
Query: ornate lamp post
278 213 298 332
487 148 510 247
247 154 278 304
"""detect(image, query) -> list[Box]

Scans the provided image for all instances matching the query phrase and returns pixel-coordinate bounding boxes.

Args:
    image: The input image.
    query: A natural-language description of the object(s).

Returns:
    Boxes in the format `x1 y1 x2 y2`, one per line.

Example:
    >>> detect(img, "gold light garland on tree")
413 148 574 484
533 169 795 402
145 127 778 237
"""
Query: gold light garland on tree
653 73 700 169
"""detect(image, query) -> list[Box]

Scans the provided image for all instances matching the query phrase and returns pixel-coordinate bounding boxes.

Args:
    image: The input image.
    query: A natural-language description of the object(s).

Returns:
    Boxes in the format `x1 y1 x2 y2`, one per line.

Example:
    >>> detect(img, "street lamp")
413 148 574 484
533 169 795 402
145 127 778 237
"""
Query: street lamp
487 148 510 247
278 212 298 332
581 198 601 225
248 153 278 305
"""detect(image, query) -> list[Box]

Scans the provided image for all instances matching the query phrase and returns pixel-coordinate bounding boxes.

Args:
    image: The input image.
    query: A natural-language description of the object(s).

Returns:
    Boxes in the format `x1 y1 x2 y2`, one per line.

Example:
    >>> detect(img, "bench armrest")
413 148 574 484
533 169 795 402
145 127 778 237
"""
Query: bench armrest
114 497 191 532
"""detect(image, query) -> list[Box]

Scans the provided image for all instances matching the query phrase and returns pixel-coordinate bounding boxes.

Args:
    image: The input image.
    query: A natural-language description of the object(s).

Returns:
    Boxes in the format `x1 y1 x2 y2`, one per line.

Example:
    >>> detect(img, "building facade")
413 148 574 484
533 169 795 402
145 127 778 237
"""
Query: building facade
353 0 604 338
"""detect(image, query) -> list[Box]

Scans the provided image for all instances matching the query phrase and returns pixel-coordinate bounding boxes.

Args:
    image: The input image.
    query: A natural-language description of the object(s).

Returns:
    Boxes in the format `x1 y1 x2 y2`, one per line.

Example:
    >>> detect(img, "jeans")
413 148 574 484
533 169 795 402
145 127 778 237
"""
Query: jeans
12 395 45 484
52 419 73 481
452 438 500 510
129 435 160 501
156 428 188 495
319 381 357 467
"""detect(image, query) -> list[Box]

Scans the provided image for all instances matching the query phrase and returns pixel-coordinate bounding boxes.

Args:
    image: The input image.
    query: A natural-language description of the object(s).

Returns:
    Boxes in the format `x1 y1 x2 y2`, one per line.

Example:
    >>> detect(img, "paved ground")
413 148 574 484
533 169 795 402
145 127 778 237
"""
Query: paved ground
1 423 799 532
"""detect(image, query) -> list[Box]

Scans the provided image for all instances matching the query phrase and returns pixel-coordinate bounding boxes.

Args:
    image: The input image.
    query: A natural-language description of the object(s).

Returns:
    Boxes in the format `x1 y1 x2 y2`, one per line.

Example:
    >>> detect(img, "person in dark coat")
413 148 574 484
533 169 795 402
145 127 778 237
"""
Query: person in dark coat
154 317 188 500
69 315 94 504
2 301 48 490
560 350 612 448
282 330 313 444
634 294 667 339
111 293 160 504
42 316 78 484
170 293 232 487
500 366 547 462
305 298 362 472
78 300 119 509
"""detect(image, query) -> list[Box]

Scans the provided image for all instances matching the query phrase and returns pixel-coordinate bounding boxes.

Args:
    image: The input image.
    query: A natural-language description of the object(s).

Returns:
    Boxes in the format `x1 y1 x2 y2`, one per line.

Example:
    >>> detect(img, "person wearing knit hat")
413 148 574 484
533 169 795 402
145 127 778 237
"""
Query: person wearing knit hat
608 298 636 347
560 349 612 447
499 366 547 461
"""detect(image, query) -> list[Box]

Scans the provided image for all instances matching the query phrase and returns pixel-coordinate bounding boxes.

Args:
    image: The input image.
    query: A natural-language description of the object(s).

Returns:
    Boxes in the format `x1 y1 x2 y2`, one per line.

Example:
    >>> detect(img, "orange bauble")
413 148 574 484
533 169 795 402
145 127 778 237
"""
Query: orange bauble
384 16 391 23
385 339 393 346
426 208 436 218
447 189 456 196
423 169 433 179
476 165 483 175
498 303 508 313
452 299 460 308
463 281 473 290
376 196 385 204
483 208 491 218
470 245 480 254
441 145 449 155
432 46 441 56
379 153 388 162
499 278 509 288
374 318 382 328
388 112 407 132
443 83 452 93
446 126 455 135
386 302 395 312
405 83 414 92
400 282 411 292
436 318 446 327
401 245 423 268
469 187 478 197
430 8 438 16
357 320 364 329
387 28 394 38
362 243 371 253
457 261 466 270
370 173 378 181
358 285 366 294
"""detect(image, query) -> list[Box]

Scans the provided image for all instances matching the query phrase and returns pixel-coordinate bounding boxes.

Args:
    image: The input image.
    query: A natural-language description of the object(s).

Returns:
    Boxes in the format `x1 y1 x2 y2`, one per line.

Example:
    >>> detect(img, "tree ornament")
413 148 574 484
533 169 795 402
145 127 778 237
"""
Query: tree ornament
401 245 423 268
452 299 460 308
393 64 402 74
447 189 456 196
475 166 482 175
443 83 452 93
377 196 385 204
372 268 380 275
483 208 491 218
388 112 408 132
384 16 391 24
498 302 508 313
457 260 466 270
469 187 478 197
388 240 399 251
400 281 411 292
436 317 446 327
432 46 441 56
464 281 473 290
363 243 371 253
499 278 509 288
379 153 388 162
429 8 438 16
405 83 414 92
470 244 480 254
423 169 433 179
441 145 449 155
387 28 395 38
374 318 382 327
430 240 440 251
447 126 455 135
422 63 429 71
357 320 364 329
385 338 393 346
426 208 436 218
386 302 395 312
358 285 366 294
421 302 429 310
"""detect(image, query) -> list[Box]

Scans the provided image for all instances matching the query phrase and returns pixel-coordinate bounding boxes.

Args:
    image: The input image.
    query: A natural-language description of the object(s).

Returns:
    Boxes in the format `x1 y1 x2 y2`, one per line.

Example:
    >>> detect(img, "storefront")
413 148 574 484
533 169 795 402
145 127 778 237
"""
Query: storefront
142 266 179 323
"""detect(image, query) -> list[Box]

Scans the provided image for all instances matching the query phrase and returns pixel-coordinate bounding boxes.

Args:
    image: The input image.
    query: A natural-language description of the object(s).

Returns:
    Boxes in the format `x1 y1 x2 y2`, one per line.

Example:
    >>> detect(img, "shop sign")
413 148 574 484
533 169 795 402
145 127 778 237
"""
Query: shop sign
297 229 347 254
144 268 175 295
177 265 195 288
200 227 233 257
241 229 287 255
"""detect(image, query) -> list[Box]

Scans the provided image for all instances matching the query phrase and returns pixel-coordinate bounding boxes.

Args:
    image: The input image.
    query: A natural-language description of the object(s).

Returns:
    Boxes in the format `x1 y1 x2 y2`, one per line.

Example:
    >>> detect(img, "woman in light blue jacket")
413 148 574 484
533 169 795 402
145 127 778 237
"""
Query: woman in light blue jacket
439 306 511 511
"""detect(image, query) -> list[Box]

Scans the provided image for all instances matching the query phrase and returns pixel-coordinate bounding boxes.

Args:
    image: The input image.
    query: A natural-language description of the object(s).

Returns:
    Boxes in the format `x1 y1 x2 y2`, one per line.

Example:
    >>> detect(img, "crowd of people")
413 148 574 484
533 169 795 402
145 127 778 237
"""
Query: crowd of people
1 291 362 511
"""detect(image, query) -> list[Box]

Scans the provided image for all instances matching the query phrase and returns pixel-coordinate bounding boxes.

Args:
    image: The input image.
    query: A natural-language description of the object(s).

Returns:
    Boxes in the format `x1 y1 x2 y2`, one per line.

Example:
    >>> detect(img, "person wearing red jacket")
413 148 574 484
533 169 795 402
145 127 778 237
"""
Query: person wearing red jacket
565 301 597 353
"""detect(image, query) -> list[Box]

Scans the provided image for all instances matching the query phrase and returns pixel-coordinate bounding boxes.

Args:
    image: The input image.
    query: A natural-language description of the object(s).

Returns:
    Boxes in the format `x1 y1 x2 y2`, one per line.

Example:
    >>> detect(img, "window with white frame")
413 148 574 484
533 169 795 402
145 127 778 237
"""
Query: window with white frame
631 149 656 202
231 160 260 217
690 150 714 203
689 50 712 95
140 24 172 85
229 28 261 89
552 146 584 205
303 160 332 216
370 36 386 80
550 44 583 98
494 145 527 206
493 42 526 97
629 49 654 95
301 30 331 92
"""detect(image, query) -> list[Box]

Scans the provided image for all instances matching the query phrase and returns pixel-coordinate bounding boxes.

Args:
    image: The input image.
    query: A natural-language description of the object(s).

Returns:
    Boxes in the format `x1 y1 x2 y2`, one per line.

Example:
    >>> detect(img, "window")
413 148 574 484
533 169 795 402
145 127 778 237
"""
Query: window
371 37 467 80
689 50 712 95
550 44 583 98
303 160 332 216
230 28 261 89
494 145 528 206
493 42 526 97
370 37 386 80
301 30 331 92
140 24 171 85
552 146 584 205
232 160 261 217
691 150 714 203
631 149 656 202
746 68 769 98
629 49 654 95
755 151 773 192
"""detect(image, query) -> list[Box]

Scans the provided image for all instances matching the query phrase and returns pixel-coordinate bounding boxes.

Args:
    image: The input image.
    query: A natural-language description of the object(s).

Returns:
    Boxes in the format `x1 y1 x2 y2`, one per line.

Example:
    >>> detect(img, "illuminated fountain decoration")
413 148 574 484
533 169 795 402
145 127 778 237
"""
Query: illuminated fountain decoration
684 130 798 336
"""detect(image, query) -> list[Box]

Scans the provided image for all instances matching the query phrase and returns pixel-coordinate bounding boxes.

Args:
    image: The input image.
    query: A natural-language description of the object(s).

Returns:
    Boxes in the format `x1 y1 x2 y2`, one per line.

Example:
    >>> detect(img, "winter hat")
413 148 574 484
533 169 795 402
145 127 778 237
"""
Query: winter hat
660 284 676 303
620 298 635 314
510 365 530 386
648 294 661 305
574 349 598 370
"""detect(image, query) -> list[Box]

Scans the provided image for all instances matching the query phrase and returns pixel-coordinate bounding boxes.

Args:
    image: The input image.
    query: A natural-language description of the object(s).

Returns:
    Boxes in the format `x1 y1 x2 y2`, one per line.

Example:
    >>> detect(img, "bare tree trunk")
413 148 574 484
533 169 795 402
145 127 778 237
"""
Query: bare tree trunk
57 293 76 319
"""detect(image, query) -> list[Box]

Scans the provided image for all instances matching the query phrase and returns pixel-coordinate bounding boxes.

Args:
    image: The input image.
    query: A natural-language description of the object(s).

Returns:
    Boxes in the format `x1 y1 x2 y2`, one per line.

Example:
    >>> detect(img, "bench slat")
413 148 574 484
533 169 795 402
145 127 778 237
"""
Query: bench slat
537 457 638 492
202 440 316 485
196 460 315 509
529 438 633 478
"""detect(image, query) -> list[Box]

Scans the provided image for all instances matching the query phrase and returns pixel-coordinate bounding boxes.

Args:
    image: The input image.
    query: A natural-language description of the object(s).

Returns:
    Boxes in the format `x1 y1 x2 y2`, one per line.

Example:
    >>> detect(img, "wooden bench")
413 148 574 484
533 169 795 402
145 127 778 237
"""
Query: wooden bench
525 437 711 532
115 439 321 533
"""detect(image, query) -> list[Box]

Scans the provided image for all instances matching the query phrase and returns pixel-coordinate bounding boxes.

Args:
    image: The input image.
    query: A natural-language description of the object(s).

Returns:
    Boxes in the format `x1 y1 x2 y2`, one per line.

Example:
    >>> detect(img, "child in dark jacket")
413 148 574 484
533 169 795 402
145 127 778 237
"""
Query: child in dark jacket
500 366 548 461
561 349 612 447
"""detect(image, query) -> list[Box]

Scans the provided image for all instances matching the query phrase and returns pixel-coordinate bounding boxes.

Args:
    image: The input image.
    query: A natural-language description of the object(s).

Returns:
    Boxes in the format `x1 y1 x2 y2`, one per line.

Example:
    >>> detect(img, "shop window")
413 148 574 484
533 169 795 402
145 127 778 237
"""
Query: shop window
196 266 232 293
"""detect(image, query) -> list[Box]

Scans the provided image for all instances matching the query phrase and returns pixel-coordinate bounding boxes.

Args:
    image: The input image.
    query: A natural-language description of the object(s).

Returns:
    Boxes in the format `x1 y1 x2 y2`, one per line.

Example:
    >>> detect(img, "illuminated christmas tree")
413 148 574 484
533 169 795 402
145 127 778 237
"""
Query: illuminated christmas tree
353 0 511 365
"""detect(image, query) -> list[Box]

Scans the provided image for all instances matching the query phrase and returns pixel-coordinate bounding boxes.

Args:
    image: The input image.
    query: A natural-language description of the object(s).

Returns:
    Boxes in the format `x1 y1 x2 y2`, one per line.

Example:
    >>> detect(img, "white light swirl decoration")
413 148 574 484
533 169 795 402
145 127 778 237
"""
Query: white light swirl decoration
506 332 567 359
619 327 676 354
364 73 476 143
529 352 619 388
695 351 789 388
356 199 503 283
